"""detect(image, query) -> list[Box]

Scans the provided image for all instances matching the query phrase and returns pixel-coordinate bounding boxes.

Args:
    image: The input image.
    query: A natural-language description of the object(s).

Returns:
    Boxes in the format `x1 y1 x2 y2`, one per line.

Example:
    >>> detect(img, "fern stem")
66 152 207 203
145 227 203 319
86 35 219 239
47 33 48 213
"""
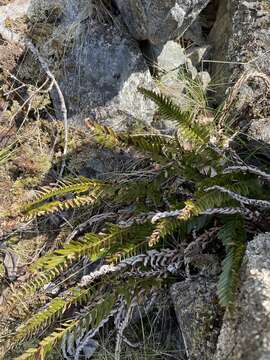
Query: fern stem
205 186 270 209
223 165 270 180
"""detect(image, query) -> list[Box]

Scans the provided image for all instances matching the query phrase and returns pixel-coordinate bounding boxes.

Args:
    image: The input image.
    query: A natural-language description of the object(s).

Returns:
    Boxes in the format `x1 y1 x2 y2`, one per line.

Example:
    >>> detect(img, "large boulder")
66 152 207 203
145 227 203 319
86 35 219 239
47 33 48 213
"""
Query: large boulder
215 233 270 360
209 0 270 104
171 277 222 360
248 117 270 144
51 19 156 129
0 0 31 43
0 0 157 129
114 0 210 45
26 0 157 129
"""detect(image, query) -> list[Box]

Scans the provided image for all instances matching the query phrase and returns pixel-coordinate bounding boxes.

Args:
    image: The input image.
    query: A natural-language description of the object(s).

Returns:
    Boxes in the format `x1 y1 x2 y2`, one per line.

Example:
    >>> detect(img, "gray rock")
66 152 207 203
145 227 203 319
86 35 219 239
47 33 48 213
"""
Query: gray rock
248 118 270 144
187 45 211 68
171 277 222 360
209 0 270 104
114 0 211 45
155 41 186 72
183 20 206 46
61 21 155 128
0 0 31 43
196 71 211 90
214 233 270 360
208 0 231 92
27 1 156 129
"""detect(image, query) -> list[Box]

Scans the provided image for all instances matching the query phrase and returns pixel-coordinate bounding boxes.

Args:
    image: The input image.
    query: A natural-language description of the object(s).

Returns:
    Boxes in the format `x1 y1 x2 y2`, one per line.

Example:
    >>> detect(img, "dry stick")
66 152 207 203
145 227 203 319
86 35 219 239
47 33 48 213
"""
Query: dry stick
23 38 68 177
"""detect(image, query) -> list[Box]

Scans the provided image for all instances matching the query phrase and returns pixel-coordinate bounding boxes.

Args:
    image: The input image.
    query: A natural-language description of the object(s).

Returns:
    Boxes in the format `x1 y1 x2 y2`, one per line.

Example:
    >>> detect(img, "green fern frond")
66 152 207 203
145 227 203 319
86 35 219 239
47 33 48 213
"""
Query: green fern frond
149 214 210 247
149 217 183 247
217 216 246 307
105 223 153 263
87 118 177 160
12 287 91 346
30 223 153 273
14 319 78 360
28 176 95 203
21 178 110 218
29 233 104 271
198 173 262 197
192 191 235 215
116 175 167 206
7 268 61 307
138 87 211 146
192 177 262 215
14 277 163 360
23 194 101 219
13 291 116 360
127 134 177 160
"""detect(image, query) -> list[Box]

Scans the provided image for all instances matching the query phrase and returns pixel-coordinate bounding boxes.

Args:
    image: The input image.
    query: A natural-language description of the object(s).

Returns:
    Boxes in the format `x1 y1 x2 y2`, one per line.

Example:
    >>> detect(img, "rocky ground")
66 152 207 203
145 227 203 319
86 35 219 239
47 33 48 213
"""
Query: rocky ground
0 0 270 359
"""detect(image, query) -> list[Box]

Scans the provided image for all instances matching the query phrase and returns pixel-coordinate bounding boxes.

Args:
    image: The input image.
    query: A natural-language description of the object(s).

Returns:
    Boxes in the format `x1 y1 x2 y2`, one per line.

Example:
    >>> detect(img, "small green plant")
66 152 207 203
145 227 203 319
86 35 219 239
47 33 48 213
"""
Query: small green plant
2 75 270 359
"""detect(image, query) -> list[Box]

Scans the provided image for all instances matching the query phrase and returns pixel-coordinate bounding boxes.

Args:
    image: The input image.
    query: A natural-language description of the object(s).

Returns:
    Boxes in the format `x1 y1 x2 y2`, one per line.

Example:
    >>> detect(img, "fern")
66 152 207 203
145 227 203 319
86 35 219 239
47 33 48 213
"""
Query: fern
31 223 153 273
13 277 163 359
138 87 211 146
217 216 246 307
7 268 61 307
12 287 92 346
14 320 78 360
149 214 210 247
25 176 96 204
4 82 270 360
21 178 112 218
87 118 177 161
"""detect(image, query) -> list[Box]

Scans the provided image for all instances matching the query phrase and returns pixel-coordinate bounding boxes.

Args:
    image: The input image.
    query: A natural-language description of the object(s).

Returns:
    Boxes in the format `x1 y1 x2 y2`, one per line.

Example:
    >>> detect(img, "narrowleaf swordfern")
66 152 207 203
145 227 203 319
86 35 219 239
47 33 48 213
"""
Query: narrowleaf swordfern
3 82 270 359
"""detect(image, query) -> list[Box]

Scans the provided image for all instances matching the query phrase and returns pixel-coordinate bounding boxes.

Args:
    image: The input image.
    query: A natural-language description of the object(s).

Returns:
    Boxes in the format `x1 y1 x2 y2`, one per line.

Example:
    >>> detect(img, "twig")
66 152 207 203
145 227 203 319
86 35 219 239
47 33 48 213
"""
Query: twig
23 38 68 177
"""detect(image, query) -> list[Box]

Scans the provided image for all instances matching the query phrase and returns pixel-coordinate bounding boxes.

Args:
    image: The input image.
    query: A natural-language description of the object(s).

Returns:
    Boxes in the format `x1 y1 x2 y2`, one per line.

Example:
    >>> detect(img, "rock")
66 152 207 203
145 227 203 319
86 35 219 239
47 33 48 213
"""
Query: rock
114 0 211 45
0 0 31 43
187 45 211 68
214 233 270 360
56 20 155 129
196 71 211 90
171 277 222 360
155 41 186 72
0 1 157 130
183 20 206 46
209 0 270 105
26 1 157 129
248 118 270 144
208 0 230 79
